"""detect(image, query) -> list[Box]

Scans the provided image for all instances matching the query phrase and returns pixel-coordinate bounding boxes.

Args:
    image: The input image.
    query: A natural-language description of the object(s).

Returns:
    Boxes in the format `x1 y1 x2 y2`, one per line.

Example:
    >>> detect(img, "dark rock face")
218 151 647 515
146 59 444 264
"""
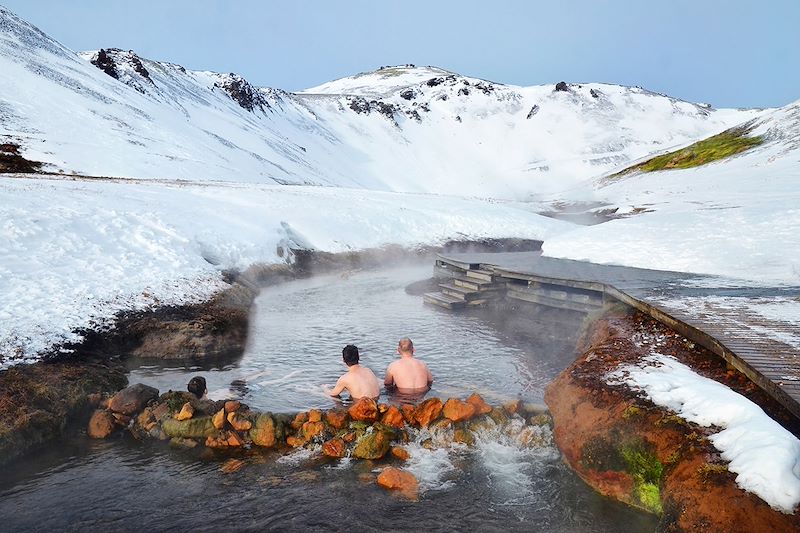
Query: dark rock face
347 96 398 123
91 48 119 79
590 88 600 98
425 75 456 87
526 105 540 119
555 81 569 92
0 142 43 173
214 73 270 112
108 383 159 415
399 89 415 100
71 279 260 362
88 48 155 93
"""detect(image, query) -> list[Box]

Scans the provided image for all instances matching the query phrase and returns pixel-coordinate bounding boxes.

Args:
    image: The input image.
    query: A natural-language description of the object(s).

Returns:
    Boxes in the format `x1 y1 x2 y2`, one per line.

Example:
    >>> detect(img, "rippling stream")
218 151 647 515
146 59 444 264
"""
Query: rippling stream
0 265 657 532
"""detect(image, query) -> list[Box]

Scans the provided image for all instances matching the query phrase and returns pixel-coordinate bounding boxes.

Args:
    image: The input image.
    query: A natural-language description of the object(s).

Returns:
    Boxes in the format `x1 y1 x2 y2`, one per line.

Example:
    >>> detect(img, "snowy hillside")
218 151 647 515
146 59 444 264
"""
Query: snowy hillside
543 99 800 284
0 6 755 199
1 4 798 367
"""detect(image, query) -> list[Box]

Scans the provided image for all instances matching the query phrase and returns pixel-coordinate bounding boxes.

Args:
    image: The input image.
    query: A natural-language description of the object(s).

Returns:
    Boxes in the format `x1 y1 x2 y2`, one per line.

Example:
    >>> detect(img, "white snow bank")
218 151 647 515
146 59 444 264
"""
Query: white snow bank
542 205 800 285
607 354 800 513
0 176 570 369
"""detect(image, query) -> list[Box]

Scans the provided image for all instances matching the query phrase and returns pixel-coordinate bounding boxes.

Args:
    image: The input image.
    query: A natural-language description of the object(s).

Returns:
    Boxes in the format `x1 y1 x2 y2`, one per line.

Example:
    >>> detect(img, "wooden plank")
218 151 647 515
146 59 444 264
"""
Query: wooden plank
466 269 494 282
507 289 596 313
436 254 482 271
453 276 498 292
423 292 465 310
494 268 606 292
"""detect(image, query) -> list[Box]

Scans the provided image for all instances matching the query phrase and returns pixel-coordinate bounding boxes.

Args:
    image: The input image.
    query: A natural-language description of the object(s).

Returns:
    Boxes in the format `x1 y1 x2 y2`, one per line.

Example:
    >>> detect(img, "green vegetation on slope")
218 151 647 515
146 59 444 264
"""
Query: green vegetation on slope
608 124 763 180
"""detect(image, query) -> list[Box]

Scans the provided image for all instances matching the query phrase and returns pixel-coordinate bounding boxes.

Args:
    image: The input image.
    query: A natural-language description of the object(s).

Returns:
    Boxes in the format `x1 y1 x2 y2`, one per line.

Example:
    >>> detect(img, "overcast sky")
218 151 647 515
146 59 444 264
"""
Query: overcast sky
3 0 798 108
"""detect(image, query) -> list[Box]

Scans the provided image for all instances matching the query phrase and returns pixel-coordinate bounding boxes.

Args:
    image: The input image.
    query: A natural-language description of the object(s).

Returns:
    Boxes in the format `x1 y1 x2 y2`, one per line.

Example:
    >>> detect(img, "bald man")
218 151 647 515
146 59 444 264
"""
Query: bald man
384 338 433 392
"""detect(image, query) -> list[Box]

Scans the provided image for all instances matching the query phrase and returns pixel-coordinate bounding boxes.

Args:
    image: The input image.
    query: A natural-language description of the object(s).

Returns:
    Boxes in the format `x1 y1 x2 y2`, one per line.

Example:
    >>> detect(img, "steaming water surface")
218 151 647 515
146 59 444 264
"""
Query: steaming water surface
0 265 658 532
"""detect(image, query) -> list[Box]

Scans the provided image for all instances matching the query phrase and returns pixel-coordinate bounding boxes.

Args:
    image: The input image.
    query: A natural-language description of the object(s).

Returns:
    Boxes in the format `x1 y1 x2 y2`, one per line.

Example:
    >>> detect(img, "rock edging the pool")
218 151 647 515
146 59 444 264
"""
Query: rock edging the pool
88 387 552 499
545 309 800 532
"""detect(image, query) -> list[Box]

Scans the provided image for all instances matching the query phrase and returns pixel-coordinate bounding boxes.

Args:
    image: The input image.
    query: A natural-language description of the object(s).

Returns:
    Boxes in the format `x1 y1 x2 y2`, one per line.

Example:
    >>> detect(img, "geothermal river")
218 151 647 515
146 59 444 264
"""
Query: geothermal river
0 265 657 531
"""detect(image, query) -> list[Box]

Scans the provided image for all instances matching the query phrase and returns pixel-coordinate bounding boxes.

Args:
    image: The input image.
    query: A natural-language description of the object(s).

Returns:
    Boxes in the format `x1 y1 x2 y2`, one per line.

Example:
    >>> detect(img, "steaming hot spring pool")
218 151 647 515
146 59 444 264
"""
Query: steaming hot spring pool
0 265 657 531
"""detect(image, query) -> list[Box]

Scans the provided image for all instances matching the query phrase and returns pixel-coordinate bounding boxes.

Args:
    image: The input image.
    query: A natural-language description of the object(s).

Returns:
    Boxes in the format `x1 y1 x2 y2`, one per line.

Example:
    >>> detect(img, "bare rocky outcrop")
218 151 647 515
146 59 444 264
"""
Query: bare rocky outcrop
213 73 271 112
545 309 800 531
0 141 43 173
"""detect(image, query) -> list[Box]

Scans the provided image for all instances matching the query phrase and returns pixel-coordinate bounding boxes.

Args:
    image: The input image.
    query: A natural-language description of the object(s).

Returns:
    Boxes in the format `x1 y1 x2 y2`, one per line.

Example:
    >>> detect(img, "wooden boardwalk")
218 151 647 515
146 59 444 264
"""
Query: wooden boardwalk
435 251 800 419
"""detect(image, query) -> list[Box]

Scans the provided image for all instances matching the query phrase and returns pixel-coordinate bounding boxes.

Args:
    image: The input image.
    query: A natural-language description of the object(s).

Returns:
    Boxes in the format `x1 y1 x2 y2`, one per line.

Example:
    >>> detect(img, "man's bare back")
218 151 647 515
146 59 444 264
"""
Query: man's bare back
327 344 380 399
329 364 380 399
384 338 433 391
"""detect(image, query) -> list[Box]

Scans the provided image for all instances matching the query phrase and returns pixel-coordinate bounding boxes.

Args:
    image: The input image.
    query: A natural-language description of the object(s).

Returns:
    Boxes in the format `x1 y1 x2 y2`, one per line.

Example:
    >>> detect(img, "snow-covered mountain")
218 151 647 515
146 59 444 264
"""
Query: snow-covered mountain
0 6 755 199
1 4 798 368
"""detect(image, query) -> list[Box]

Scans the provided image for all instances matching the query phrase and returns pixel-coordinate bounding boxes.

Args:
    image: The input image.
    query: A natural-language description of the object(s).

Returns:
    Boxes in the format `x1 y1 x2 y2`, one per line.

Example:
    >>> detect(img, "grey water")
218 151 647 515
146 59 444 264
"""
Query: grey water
0 265 658 532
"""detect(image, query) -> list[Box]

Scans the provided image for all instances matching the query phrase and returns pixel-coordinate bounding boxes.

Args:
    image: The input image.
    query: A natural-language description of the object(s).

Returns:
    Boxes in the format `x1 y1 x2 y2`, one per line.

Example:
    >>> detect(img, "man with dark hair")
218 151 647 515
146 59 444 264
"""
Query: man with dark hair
384 338 433 392
326 344 380 399
187 376 207 399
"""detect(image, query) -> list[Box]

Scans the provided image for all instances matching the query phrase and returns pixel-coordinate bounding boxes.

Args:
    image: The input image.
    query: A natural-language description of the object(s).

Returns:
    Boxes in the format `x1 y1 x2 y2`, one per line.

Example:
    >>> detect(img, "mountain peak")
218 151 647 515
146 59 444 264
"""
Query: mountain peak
301 64 463 96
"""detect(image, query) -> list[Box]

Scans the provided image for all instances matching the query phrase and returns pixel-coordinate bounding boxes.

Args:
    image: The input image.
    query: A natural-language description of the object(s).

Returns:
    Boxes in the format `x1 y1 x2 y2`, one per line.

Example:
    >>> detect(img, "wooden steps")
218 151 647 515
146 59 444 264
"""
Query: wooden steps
423 291 466 310
425 261 503 310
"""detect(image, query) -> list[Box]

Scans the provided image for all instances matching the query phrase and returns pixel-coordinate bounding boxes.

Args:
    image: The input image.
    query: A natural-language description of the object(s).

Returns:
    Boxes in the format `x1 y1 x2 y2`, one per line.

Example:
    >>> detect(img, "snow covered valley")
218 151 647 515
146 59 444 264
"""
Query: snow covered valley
2 3 800 529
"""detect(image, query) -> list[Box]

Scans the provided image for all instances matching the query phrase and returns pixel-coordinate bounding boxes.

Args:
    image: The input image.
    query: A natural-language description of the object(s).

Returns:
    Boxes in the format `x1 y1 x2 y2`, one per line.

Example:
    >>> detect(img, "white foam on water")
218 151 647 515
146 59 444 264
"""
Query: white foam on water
402 439 458 493
276 445 320 466
472 418 558 502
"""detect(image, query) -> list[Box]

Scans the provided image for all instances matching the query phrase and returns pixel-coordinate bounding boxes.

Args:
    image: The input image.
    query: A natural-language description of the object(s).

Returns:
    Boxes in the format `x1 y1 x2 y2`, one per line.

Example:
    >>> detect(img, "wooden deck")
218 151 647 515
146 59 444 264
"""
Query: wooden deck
435 251 800 419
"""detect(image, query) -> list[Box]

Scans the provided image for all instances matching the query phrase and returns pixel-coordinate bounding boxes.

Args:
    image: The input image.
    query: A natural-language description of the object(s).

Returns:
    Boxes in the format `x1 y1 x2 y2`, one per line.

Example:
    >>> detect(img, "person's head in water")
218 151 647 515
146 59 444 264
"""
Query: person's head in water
187 376 207 399
398 338 414 355
342 344 360 366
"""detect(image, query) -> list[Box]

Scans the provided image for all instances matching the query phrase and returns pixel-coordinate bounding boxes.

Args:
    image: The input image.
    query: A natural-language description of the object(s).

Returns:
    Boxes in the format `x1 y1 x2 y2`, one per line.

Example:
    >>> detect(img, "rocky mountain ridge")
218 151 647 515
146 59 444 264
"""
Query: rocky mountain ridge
0 5 761 199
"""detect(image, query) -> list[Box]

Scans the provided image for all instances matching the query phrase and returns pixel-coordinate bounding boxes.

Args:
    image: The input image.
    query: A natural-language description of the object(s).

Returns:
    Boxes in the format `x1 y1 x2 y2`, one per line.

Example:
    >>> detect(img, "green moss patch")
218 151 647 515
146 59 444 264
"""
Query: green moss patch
620 441 664 514
608 125 763 179
582 436 665 515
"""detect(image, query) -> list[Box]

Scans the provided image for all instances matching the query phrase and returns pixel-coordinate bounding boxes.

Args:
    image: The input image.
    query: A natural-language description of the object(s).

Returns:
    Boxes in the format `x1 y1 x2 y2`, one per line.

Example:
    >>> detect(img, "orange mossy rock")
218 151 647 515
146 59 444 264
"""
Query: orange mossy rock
88 409 115 439
342 431 357 443
466 393 492 415
307 409 323 423
443 398 477 422
453 428 475 446
391 446 410 461
111 412 131 426
249 414 276 447
302 420 326 441
227 411 252 431
290 412 308 430
352 429 391 459
430 418 452 430
503 399 522 415
377 467 419 500
400 404 416 424
286 435 305 448
212 408 226 430
349 398 379 422
414 397 443 427
325 409 349 429
224 400 241 413
322 437 346 458
206 430 244 448
381 406 406 428
174 402 194 421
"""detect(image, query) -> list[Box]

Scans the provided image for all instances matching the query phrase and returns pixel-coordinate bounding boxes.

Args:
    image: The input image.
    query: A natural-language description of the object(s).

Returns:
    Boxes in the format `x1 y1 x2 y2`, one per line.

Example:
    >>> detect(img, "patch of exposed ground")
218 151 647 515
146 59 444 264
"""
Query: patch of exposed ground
0 141 43 173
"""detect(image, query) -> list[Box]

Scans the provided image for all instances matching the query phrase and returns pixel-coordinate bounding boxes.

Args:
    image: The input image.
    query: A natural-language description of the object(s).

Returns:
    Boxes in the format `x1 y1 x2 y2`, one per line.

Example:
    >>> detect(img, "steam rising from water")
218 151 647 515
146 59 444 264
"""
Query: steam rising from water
130 264 582 413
